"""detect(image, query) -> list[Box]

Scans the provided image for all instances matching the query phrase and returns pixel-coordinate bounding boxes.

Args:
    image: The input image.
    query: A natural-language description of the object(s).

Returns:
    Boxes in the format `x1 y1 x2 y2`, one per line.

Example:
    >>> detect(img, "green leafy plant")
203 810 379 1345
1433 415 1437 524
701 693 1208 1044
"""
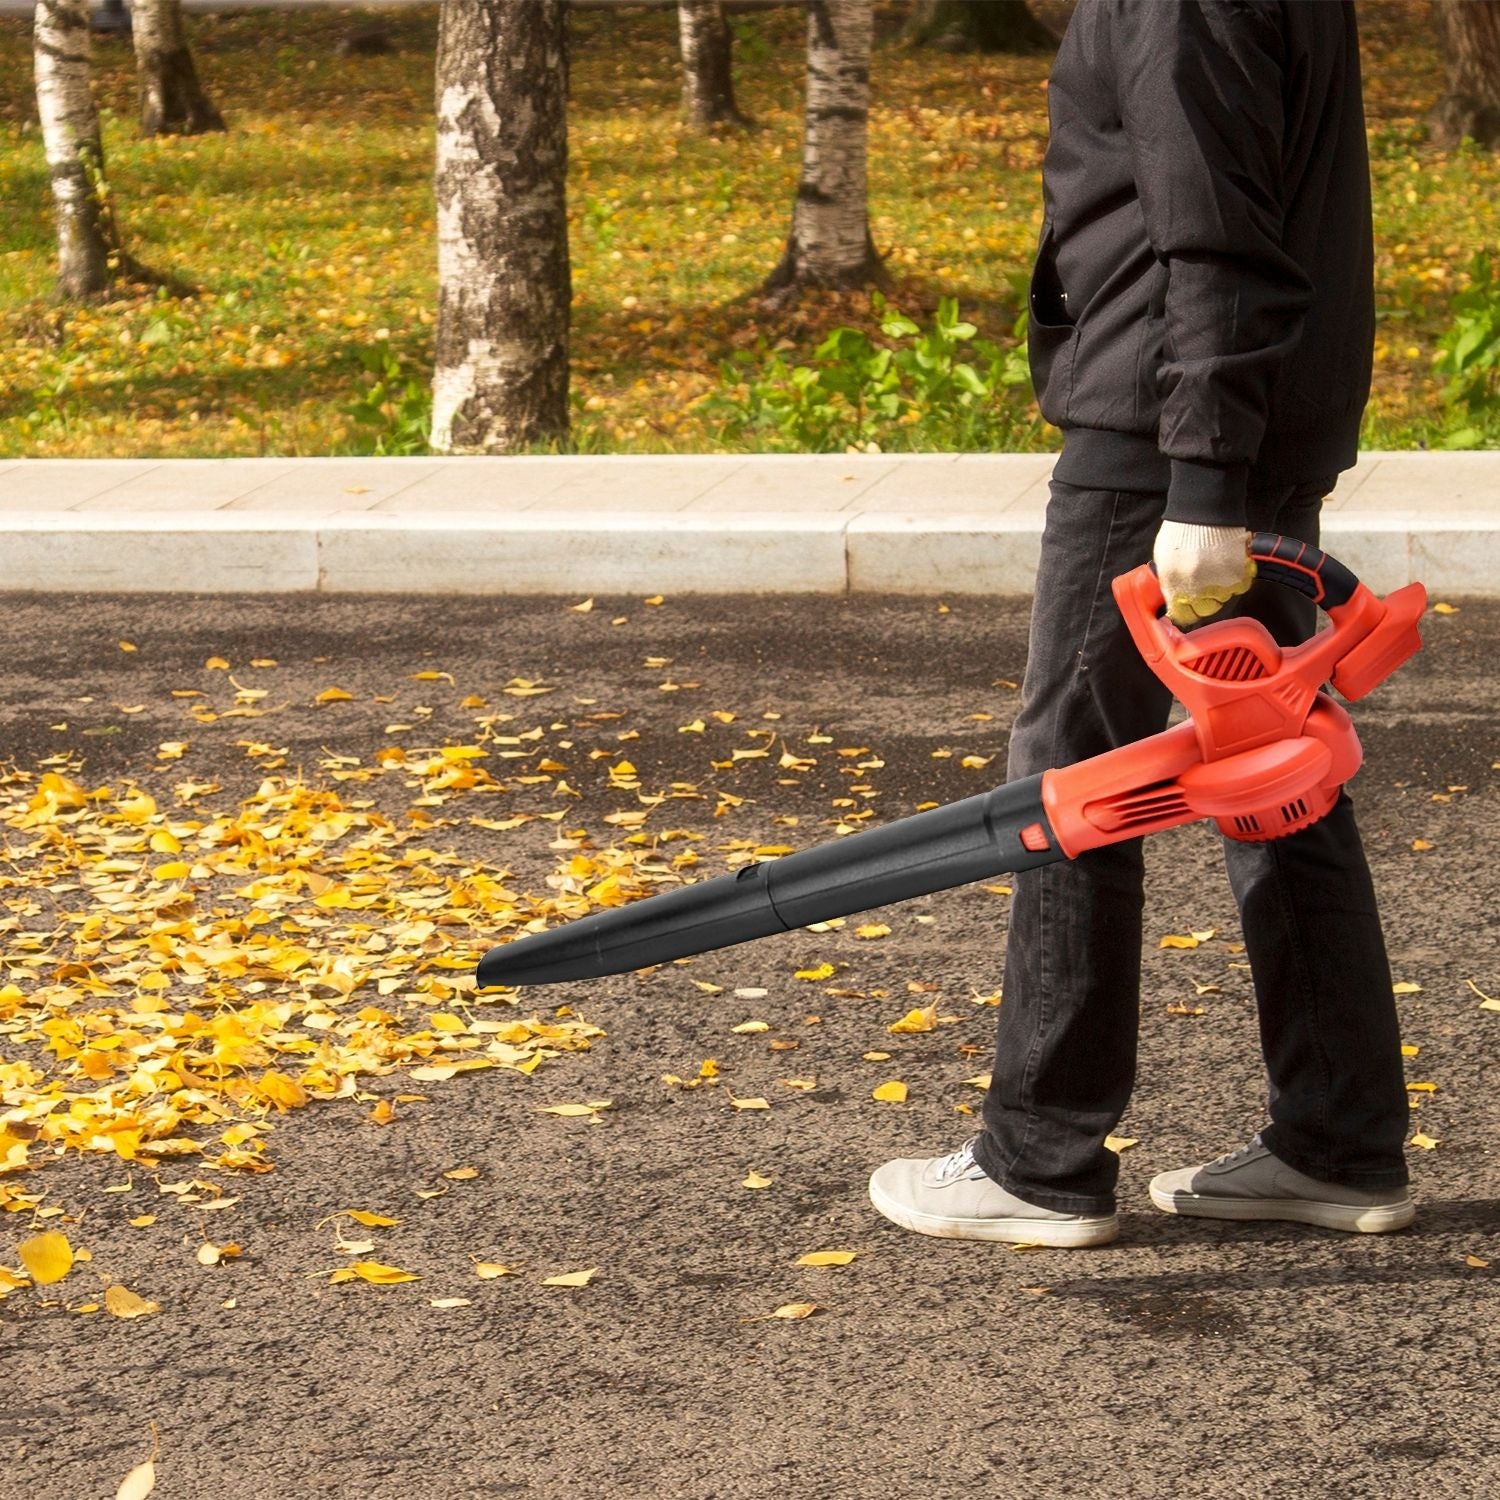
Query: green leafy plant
346 339 431 455
1433 250 1500 448
708 295 1035 452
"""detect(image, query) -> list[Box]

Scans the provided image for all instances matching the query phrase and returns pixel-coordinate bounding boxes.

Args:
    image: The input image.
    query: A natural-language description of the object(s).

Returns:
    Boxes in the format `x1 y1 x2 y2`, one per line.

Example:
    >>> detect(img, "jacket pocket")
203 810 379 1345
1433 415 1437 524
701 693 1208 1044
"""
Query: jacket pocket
1027 222 1079 424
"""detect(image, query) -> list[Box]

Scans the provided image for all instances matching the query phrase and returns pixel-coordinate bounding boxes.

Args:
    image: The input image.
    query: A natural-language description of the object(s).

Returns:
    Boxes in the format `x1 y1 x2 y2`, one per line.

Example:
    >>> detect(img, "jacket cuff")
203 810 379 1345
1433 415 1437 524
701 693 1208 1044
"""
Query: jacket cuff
1165 459 1250 528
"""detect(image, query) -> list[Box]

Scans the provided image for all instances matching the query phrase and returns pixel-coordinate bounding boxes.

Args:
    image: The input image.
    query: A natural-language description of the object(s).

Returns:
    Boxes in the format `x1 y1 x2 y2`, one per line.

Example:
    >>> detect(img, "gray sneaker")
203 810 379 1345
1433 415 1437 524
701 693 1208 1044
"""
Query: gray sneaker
869 1139 1119 1247
1149 1138 1414 1233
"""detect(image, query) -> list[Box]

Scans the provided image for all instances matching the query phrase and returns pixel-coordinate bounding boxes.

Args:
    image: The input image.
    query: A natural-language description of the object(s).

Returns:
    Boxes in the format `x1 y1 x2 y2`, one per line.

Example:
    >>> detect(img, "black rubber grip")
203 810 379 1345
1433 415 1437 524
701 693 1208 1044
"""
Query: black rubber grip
1249 533 1359 610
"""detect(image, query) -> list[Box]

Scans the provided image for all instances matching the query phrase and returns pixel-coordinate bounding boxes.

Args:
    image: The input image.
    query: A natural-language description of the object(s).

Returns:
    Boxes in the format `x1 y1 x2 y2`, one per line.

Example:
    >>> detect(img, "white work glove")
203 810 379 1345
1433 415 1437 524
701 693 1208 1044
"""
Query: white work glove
1153 521 1256 627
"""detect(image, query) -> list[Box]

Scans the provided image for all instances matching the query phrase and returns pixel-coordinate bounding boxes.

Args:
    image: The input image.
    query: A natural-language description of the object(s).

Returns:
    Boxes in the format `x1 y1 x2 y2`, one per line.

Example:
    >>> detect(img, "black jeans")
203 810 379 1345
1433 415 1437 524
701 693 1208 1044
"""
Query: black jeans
972 478 1410 1214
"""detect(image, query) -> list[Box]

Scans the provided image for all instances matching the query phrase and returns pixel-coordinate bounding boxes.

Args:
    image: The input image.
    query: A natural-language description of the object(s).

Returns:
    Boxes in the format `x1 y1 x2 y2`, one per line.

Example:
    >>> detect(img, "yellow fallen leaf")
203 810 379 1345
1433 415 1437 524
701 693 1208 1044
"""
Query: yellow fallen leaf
345 1211 400 1228
1400 1044 1420 1057
1432 602 1458 615
1411 839 1433 851
444 1167 479 1180
1392 981 1423 995
795 963 836 981
1464 977 1497 1009
1104 1135 1138 1153
119 640 137 653
1406 1082 1437 1093
204 655 229 670
542 1267 598 1287
115 1450 157 1500
732 1020 770 1034
888 1004 938 1035
151 861 190 881
104 1283 161 1319
962 1072 992 1089
983 884 1013 896
128 1215 157 1229
796 1250 856 1267
538 1102 612 1117
18 1230 73 1285
1410 1133 1440 1150
473 1262 518 1280
346 1261 420 1285
1159 933 1202 949
1009 1242 1043 1253
1465 1255 1489 1269
369 1099 396 1126
864 1051 893 1062
691 980 724 994
872 1081 909 1103
855 923 891 940
315 687 354 704
569 598 594 612
730 1095 770 1110
742 1171 773 1189
767 1301 817 1319
429 1297 473 1309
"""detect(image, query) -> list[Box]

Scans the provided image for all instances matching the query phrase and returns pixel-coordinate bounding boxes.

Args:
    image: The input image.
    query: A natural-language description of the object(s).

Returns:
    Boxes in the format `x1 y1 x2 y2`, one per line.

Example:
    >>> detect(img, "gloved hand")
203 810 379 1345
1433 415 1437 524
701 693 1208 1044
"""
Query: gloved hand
1153 521 1256 627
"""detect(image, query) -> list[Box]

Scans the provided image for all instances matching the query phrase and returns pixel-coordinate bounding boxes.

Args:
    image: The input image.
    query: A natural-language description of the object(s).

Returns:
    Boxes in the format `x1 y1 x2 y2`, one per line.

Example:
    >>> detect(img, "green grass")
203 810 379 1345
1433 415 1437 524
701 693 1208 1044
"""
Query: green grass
0 0 1494 458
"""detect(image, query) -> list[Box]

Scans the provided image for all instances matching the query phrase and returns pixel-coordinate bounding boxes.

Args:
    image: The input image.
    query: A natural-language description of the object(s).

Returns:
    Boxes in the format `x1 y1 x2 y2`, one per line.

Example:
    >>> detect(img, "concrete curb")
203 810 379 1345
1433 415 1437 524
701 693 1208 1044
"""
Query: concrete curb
0 452 1495 595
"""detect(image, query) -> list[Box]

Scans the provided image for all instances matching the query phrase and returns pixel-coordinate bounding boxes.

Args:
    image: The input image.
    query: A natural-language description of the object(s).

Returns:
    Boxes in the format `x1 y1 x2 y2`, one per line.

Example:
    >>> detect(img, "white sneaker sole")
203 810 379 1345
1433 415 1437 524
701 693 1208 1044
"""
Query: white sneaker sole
868 1175 1119 1248
1148 1183 1415 1233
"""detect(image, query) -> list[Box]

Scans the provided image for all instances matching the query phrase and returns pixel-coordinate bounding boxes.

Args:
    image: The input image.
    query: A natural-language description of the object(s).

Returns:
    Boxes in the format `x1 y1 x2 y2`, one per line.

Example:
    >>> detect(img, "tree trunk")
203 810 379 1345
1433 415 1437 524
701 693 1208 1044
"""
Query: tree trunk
34 0 126 298
1430 0 1500 149
678 1 745 126
131 0 226 137
431 0 571 454
762 0 884 298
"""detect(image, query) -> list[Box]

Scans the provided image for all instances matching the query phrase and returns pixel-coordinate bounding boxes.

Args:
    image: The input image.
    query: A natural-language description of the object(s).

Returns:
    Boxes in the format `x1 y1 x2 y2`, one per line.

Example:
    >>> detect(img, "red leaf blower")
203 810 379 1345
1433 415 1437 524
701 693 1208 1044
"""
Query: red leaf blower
476 535 1425 988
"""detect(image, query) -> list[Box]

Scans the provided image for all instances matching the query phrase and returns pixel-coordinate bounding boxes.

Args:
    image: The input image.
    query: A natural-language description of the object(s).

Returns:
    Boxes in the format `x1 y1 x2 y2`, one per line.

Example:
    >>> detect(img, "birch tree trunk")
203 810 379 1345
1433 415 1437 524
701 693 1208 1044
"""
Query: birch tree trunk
1430 0 1500 148
678 1 745 127
131 0 226 137
34 0 127 297
431 0 571 453
762 0 884 299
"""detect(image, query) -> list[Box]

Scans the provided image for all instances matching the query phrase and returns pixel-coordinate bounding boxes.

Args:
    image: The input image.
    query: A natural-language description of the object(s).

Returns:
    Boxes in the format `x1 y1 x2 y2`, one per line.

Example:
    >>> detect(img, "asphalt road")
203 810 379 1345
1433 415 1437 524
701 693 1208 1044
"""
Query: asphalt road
2 589 1496 1499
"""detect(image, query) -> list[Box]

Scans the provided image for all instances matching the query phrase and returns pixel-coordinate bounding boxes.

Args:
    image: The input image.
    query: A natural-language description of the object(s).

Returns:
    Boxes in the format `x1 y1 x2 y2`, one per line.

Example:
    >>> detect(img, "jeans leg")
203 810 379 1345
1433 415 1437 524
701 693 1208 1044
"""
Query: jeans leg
1223 489 1410 1187
973 480 1173 1214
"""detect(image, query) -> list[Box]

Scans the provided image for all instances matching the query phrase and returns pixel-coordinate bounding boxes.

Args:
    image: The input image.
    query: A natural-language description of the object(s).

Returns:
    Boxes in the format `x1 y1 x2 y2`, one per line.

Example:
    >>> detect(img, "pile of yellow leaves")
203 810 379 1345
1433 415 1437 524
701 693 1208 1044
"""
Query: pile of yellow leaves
0 759 626 1201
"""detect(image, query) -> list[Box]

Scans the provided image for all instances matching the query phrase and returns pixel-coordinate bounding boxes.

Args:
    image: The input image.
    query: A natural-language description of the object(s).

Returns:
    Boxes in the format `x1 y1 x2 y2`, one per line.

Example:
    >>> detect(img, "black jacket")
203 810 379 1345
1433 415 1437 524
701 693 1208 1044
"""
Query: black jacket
1028 0 1374 526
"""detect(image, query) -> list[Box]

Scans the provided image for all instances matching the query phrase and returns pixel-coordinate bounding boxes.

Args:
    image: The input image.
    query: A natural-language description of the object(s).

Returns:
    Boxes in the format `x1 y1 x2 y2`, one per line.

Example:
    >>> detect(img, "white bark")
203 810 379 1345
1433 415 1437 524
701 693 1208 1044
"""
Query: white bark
431 1 571 453
764 0 883 294
34 0 113 297
131 0 226 137
678 1 742 126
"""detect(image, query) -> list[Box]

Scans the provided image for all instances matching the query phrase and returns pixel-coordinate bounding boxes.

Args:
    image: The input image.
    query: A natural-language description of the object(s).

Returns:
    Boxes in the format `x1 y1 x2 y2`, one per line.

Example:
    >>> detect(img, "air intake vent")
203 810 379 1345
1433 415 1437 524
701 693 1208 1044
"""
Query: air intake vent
1189 646 1269 682
1280 798 1309 825
1085 782 1192 834
1233 814 1262 837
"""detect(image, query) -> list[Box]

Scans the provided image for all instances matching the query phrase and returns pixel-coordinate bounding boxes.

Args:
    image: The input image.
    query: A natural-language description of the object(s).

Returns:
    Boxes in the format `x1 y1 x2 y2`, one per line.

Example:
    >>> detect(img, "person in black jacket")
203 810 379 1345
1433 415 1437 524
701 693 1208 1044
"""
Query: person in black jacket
869 0 1413 1247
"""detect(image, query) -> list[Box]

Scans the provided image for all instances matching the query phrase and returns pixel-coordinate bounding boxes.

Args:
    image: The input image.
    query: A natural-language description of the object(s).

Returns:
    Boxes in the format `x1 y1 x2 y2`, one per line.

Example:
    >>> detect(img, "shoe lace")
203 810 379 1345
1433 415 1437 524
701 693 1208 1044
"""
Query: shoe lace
1211 1137 1262 1170
934 1139 980 1182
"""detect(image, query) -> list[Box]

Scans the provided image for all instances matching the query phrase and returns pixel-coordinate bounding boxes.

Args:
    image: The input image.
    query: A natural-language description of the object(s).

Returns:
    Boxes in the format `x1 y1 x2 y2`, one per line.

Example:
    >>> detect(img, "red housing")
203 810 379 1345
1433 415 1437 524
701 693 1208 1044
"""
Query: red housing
1039 557 1427 858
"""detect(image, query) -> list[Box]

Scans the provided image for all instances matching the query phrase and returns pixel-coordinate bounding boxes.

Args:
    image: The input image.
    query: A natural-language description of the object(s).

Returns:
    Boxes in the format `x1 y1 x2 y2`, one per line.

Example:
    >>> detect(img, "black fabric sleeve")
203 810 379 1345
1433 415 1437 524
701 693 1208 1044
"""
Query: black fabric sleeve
1113 0 1315 527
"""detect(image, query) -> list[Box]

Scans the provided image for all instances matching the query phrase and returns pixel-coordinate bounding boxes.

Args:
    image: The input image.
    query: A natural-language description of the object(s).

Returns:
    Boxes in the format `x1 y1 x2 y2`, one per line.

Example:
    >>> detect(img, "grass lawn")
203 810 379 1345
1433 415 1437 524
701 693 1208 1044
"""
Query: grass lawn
0 0 1494 458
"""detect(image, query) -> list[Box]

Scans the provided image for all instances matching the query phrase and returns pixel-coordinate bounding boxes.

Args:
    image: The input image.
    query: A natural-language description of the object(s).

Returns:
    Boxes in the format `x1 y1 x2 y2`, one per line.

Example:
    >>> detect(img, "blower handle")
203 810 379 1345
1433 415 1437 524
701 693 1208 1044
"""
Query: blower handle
1246 532 1359 611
